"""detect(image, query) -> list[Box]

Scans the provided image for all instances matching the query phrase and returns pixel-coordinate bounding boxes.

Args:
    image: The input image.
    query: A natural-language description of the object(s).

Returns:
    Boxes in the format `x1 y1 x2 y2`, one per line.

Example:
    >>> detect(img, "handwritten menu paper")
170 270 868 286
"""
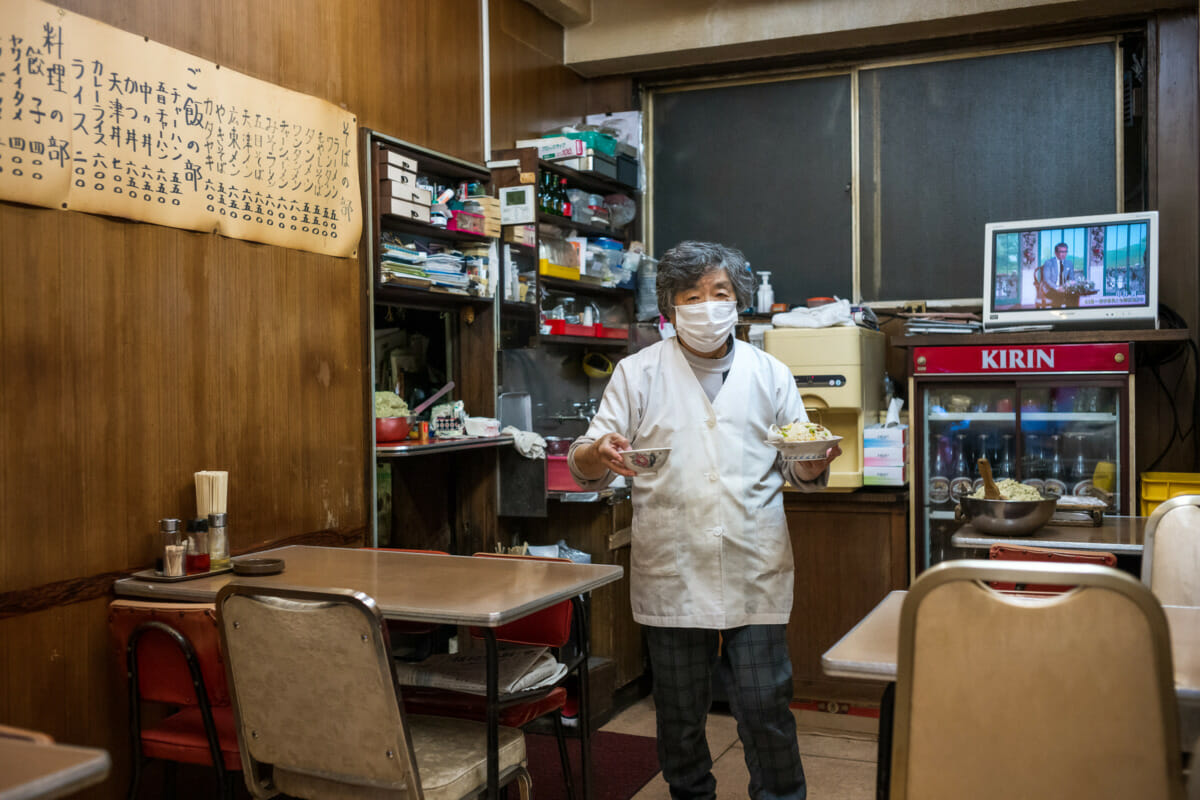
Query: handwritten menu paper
0 0 361 257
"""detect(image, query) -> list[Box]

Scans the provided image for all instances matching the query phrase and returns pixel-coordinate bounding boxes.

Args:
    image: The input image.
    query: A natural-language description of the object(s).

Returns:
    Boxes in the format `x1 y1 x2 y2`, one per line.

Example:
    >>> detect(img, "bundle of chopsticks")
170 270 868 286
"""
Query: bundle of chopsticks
195 470 228 518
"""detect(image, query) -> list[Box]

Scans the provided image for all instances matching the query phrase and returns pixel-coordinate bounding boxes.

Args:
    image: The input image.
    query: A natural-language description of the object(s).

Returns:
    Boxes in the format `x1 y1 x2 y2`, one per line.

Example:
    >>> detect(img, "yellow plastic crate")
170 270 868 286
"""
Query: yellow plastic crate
538 260 581 280
1139 471 1200 516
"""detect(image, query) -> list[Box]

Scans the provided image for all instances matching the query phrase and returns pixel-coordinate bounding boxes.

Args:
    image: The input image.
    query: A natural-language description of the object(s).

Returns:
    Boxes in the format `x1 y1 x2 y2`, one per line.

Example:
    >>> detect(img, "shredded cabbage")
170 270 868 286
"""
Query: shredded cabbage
374 391 410 418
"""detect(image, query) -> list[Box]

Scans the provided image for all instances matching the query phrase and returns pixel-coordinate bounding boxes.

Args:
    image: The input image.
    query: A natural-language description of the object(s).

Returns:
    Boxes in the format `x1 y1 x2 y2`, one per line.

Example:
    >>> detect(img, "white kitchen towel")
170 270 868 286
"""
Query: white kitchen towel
503 426 546 459
394 645 567 696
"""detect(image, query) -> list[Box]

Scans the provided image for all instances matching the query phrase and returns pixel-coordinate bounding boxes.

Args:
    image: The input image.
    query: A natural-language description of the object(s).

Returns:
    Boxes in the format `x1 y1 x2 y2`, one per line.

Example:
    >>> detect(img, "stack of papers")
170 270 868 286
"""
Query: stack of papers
394 645 567 696
902 312 982 335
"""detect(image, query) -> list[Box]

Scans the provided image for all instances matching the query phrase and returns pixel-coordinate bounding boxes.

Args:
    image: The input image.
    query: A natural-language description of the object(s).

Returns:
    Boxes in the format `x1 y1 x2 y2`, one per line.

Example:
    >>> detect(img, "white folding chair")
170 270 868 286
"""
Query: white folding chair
1143 495 1200 606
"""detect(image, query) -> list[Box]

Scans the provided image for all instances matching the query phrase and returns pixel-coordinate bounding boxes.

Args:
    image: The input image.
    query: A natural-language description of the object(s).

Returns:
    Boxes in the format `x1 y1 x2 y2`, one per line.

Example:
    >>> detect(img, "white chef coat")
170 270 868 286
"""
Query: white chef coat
568 336 826 629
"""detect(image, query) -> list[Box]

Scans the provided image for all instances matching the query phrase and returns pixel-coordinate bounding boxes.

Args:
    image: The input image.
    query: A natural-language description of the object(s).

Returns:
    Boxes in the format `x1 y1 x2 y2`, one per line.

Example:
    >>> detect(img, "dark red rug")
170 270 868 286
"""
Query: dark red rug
524 730 661 800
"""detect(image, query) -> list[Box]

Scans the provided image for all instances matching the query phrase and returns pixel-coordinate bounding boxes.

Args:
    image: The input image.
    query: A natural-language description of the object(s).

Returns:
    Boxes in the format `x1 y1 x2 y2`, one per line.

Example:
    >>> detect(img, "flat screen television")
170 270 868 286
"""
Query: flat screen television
982 211 1158 331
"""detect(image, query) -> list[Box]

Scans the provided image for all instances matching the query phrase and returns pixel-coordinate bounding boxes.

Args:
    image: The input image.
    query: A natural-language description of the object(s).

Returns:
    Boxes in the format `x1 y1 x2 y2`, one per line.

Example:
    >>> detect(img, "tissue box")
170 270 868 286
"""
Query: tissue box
864 446 906 467
863 465 907 486
864 424 907 448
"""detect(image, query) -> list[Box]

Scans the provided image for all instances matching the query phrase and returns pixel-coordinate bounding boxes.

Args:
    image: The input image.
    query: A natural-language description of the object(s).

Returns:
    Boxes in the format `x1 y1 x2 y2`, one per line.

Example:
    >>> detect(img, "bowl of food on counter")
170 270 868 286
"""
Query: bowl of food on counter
766 421 842 462
955 478 1057 536
374 391 413 443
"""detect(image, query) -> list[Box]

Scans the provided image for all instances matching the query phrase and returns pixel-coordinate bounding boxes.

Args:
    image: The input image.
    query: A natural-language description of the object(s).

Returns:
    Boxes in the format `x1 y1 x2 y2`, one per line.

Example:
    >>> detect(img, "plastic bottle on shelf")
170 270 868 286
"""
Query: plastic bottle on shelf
756 272 774 314
559 178 572 218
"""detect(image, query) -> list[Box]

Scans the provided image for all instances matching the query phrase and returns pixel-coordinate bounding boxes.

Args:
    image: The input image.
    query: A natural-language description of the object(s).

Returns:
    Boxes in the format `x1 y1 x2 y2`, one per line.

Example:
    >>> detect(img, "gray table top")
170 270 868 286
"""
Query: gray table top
113 545 623 626
951 516 1146 554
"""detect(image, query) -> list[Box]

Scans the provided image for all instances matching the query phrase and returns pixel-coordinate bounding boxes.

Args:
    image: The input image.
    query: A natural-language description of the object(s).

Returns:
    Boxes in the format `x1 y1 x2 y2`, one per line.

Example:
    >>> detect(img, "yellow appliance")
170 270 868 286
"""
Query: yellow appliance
763 326 886 489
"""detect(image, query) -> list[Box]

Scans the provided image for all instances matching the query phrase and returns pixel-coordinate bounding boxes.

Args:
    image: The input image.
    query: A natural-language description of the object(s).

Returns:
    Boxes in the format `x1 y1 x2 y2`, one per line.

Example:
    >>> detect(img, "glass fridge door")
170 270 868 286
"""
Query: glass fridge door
1015 382 1123 512
920 382 1018 569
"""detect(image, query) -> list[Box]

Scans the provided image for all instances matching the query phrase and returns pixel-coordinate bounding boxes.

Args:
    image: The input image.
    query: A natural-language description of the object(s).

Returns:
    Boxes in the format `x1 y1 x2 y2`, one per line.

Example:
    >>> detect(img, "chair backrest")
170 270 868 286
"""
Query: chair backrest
469 553 574 647
987 543 1117 593
1143 494 1200 606
108 600 230 706
216 584 420 799
891 560 1183 800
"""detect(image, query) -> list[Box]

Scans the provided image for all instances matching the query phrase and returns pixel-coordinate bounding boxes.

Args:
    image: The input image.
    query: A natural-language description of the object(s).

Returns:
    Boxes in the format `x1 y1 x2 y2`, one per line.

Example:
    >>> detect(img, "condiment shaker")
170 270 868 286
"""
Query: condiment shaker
160 518 185 577
208 513 230 569
185 518 210 575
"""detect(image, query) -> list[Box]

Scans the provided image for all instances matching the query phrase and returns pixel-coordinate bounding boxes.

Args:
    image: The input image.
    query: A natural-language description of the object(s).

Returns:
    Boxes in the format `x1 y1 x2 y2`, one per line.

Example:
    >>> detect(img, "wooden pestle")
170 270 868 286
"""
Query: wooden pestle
977 458 1001 499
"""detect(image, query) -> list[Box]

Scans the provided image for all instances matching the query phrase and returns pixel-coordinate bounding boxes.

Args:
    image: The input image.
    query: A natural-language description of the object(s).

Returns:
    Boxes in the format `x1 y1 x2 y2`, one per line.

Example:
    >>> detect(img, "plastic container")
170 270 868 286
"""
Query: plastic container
547 456 584 491
545 319 598 337
1139 472 1200 516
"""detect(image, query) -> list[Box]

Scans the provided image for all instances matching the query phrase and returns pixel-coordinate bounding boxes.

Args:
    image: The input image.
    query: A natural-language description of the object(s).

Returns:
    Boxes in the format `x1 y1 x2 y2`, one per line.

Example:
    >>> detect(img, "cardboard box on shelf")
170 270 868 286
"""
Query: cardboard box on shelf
516 136 587 160
380 163 416 185
382 197 431 223
864 446 906 467
503 225 536 246
382 181 431 206
863 465 907 486
377 149 418 173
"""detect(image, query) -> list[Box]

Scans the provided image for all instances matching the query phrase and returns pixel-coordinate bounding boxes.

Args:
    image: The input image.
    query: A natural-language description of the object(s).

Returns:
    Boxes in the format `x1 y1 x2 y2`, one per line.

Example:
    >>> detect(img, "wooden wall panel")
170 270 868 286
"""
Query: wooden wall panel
1140 11 1199 474
490 0 590 151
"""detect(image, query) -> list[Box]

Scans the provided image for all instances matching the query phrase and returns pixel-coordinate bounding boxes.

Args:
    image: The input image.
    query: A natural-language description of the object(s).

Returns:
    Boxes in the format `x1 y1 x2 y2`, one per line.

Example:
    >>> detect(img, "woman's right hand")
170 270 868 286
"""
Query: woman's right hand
579 432 636 478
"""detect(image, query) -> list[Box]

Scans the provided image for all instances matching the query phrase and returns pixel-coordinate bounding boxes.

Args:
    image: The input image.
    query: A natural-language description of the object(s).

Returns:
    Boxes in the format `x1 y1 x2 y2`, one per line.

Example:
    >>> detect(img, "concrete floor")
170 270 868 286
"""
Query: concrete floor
600 696 878 800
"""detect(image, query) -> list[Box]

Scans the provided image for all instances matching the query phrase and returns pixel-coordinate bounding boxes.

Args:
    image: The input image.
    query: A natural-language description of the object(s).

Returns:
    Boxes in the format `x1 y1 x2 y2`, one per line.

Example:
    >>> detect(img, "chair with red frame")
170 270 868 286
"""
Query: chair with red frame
401 551 591 800
987 543 1117 593
108 599 240 800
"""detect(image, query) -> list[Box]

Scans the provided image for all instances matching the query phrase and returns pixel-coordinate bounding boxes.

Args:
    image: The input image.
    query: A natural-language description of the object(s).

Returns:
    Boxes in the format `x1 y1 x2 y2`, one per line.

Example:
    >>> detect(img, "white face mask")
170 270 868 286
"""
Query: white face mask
673 301 738 353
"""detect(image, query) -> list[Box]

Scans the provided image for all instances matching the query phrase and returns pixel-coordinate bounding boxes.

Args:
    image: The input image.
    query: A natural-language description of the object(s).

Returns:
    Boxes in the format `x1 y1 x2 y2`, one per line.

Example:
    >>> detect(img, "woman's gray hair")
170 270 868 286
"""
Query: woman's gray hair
656 241 755 317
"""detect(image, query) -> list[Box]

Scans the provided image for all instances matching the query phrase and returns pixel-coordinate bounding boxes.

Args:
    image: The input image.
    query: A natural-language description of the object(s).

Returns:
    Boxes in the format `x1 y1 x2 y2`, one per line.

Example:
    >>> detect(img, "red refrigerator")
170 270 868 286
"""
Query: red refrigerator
909 342 1134 573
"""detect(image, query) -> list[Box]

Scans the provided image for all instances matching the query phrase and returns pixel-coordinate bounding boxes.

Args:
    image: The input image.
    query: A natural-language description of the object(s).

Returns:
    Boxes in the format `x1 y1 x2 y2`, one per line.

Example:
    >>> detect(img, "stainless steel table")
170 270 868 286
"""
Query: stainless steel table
950 515 1146 554
0 736 110 800
114 545 624 799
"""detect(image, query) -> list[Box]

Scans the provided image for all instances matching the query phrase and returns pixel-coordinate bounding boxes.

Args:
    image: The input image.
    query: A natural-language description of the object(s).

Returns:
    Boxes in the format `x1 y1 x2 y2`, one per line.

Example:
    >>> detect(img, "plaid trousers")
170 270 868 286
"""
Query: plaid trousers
644 624 806 800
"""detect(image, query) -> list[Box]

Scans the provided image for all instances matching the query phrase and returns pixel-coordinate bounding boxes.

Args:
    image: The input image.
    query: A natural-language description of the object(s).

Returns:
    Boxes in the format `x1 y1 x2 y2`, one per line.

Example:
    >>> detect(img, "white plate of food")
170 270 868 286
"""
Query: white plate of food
766 421 842 462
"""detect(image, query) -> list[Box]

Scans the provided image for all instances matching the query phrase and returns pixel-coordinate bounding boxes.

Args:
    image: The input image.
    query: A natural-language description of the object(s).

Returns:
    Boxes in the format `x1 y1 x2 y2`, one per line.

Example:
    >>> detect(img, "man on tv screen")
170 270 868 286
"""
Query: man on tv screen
1040 243 1074 291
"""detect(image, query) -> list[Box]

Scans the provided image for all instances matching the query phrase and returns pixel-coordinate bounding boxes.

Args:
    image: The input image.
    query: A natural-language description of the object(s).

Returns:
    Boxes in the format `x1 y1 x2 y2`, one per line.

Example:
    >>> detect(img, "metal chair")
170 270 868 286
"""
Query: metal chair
107 599 240 800
216 582 532 799
1143 495 1200 606
401 552 588 800
890 560 1184 800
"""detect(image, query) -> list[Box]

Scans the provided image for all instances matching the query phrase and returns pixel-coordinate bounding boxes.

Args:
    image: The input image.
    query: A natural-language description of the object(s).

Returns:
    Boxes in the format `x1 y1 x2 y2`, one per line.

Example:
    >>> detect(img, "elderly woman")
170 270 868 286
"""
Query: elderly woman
569 241 839 800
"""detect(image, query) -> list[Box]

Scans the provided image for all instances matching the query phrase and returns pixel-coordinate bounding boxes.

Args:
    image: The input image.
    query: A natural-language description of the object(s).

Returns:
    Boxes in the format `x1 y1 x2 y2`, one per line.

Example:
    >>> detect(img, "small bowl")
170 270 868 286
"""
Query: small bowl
767 436 843 462
376 416 412 443
621 448 671 474
956 496 1057 536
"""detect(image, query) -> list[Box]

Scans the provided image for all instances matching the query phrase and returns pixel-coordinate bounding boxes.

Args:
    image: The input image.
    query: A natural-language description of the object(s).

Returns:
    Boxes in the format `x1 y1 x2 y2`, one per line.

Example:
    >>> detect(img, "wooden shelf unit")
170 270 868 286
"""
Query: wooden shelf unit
362 129 502 555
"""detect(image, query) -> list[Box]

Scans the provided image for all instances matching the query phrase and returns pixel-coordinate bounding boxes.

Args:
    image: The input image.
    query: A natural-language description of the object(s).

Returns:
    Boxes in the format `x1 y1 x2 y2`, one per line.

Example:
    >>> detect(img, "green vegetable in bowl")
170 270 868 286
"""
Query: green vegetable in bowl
374 391 410 418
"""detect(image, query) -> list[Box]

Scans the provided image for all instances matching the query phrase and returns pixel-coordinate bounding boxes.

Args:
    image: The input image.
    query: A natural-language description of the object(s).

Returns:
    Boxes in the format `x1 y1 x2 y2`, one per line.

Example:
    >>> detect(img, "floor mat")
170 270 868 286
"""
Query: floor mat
524 729 660 800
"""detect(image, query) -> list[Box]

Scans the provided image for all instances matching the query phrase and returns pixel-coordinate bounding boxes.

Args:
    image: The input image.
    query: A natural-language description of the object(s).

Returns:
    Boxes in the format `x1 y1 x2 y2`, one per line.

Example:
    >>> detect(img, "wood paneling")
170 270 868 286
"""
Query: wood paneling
490 0 591 152
786 491 907 705
0 4 495 794
1140 11 1199 474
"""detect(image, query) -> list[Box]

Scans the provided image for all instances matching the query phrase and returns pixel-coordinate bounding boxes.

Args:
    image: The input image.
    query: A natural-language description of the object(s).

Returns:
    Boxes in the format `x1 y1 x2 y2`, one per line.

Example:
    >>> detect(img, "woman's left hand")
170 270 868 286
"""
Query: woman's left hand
794 442 842 482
